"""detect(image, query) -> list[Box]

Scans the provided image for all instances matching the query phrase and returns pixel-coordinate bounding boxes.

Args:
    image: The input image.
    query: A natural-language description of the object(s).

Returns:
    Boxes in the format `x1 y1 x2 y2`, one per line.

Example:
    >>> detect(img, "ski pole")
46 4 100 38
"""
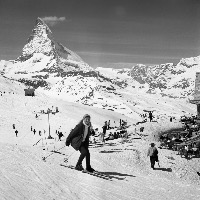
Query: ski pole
33 138 42 146
63 150 76 163
42 146 65 161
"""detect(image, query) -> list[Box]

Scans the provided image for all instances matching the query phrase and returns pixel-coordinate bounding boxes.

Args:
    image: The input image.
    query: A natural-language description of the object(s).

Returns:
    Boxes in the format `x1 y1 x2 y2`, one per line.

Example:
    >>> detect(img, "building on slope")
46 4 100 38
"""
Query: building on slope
24 88 35 96
190 72 200 117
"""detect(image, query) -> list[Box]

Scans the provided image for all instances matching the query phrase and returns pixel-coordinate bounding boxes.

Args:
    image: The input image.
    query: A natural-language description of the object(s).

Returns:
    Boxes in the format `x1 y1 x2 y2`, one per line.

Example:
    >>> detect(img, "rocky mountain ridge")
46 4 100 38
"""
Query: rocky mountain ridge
96 55 200 98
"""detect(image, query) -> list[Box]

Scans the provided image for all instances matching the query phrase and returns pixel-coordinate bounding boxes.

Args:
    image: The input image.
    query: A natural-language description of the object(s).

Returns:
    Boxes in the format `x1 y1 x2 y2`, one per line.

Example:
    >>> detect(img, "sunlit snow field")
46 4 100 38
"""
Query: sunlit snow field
1 77 200 200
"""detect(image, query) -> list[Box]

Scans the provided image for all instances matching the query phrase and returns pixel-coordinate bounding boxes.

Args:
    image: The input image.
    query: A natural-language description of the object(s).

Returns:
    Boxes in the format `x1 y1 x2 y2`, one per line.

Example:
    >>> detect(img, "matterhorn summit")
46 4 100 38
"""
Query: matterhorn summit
0 17 93 78
18 18 87 65
17 17 56 61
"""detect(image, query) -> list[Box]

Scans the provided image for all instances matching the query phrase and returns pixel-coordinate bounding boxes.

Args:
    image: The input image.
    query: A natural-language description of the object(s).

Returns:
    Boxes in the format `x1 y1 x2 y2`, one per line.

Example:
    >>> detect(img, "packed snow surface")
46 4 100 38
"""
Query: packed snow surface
0 76 200 200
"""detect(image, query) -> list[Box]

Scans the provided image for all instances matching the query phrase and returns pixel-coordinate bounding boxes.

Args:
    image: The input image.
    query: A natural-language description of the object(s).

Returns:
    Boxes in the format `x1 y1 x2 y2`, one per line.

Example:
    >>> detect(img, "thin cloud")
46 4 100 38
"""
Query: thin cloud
41 16 66 26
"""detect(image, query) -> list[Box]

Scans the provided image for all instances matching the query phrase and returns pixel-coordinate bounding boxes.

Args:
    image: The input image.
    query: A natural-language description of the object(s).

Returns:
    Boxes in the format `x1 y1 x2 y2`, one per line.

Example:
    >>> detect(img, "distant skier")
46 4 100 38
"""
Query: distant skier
13 124 15 129
90 128 98 144
149 111 153 122
15 130 18 137
107 120 110 130
58 131 63 141
147 143 159 170
65 114 95 172
102 121 107 144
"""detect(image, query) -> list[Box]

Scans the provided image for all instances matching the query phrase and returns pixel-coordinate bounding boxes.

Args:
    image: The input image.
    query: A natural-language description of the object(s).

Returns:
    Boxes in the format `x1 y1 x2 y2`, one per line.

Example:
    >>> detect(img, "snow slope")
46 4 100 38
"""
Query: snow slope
0 75 200 200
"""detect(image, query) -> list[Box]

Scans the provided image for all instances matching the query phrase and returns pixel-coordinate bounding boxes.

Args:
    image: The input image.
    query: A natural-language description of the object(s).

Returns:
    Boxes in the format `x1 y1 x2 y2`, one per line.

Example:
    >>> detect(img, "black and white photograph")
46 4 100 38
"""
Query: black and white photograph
0 0 200 199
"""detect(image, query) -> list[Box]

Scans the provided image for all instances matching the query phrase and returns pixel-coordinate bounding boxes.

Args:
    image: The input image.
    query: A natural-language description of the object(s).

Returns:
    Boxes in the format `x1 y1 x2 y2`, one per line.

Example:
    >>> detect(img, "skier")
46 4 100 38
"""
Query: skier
58 131 63 141
149 111 153 122
90 128 98 144
107 120 110 130
15 130 18 137
65 114 95 172
102 121 107 144
147 143 159 170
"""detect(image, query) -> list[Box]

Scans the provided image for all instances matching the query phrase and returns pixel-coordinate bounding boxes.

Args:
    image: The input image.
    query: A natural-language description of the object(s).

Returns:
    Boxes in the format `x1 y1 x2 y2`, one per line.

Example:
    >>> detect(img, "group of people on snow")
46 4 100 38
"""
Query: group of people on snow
159 114 200 160
140 111 154 123
13 112 159 171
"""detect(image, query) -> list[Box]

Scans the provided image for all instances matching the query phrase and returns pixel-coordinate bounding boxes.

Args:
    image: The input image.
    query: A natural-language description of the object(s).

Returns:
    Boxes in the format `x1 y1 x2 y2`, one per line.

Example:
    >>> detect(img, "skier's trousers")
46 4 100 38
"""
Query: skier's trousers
76 141 91 168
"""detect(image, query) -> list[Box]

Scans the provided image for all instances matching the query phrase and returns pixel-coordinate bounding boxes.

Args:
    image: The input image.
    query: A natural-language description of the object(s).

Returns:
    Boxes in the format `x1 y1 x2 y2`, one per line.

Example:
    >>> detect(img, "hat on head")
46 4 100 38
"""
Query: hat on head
83 114 90 119
150 143 155 147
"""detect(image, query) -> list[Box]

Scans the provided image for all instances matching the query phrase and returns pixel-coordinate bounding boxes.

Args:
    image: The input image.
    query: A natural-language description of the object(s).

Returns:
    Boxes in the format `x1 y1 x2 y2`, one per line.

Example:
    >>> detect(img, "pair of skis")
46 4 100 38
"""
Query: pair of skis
60 164 111 180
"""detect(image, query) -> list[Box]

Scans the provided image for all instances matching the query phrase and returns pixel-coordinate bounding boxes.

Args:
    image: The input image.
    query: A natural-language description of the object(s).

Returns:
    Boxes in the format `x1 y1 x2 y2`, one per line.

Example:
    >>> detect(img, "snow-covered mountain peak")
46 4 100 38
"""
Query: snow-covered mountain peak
16 18 59 62
36 17 51 30
0 17 92 74
32 17 52 39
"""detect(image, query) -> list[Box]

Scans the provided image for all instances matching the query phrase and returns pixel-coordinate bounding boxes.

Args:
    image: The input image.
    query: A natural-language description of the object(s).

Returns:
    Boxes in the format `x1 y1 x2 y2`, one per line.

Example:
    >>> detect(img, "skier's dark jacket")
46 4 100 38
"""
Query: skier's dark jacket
65 120 94 151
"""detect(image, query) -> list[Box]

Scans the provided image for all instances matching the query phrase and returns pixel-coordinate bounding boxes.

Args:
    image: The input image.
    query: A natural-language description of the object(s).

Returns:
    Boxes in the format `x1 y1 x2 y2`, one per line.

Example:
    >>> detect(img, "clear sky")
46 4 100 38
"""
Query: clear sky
0 0 200 68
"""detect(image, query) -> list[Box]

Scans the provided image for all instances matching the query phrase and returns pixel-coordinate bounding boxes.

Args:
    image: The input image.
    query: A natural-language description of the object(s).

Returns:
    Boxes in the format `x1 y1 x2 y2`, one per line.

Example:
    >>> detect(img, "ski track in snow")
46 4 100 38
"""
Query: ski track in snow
1 127 200 200
0 76 200 199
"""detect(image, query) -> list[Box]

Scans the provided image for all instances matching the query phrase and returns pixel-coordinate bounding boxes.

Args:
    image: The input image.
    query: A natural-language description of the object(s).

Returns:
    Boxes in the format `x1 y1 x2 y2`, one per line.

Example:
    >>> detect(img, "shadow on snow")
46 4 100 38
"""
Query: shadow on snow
98 171 136 180
154 167 172 172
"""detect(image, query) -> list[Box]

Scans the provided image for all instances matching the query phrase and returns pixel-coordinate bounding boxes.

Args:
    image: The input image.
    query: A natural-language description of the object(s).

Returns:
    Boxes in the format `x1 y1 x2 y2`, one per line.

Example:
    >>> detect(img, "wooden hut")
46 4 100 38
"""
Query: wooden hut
24 88 35 96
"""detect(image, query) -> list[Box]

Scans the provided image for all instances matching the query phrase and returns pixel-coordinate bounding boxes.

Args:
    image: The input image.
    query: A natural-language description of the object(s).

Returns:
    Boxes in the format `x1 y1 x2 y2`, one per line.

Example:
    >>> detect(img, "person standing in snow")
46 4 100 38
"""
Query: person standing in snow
149 111 153 122
58 131 63 141
15 130 18 137
102 121 107 144
107 120 110 130
65 114 95 172
147 143 159 170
